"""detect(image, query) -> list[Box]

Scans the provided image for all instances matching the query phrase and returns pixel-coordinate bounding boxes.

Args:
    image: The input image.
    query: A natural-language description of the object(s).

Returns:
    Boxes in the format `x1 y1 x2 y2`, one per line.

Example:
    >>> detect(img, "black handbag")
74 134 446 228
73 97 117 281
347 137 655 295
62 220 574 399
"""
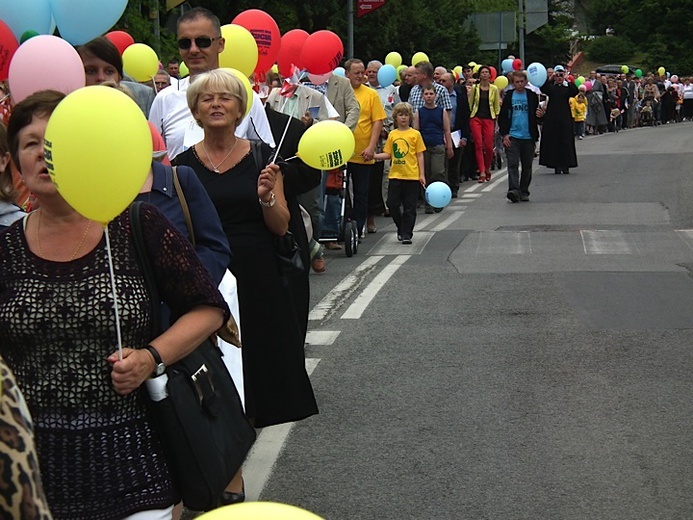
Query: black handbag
129 202 256 512
274 231 305 275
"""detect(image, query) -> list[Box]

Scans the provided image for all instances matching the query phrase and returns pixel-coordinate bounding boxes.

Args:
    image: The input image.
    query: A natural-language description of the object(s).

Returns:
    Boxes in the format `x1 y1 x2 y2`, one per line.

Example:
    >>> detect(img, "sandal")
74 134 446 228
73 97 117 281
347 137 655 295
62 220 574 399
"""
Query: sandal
477 175 486 183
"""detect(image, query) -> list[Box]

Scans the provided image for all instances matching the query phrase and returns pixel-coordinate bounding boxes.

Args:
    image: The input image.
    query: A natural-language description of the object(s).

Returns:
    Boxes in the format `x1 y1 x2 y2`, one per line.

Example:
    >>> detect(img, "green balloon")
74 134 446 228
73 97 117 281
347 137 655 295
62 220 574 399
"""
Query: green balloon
635 69 643 78
20 30 39 44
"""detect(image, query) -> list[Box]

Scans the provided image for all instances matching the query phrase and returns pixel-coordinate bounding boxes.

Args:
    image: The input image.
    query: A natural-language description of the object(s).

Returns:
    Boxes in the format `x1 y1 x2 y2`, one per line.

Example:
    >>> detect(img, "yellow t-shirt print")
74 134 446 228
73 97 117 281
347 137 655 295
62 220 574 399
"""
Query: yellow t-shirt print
385 127 426 181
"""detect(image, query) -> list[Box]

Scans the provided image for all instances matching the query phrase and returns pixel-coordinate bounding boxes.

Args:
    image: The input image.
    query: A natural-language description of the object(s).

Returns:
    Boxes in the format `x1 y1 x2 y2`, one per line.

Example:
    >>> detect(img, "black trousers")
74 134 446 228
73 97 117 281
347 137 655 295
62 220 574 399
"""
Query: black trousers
386 178 419 239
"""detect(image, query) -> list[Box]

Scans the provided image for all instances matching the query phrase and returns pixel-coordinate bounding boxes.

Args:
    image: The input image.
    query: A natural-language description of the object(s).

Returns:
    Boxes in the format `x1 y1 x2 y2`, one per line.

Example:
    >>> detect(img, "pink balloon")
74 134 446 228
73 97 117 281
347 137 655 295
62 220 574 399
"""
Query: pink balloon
307 72 331 85
583 81 592 92
8 35 85 103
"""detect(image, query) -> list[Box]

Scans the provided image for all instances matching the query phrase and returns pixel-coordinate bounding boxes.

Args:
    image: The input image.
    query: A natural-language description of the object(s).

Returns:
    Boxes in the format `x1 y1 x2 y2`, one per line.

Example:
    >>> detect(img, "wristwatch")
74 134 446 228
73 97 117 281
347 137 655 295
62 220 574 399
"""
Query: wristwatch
259 192 276 208
144 345 166 377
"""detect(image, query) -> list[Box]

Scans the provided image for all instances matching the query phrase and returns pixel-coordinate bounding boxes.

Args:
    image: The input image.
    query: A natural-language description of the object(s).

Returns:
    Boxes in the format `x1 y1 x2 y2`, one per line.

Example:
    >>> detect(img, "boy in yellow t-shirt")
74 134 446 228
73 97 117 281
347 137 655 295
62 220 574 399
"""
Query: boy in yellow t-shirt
570 86 588 139
375 103 426 244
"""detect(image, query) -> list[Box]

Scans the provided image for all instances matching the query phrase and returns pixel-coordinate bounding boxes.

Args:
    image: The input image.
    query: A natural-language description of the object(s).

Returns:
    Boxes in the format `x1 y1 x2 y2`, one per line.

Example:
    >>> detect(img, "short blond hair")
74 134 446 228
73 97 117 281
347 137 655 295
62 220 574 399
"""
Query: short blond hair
186 69 248 127
392 102 414 122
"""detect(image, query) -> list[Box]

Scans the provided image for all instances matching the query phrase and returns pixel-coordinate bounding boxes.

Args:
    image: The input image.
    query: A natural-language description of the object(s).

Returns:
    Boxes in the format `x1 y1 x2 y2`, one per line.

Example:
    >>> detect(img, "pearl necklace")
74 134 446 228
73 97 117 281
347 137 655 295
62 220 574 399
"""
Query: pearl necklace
202 139 238 173
36 209 92 261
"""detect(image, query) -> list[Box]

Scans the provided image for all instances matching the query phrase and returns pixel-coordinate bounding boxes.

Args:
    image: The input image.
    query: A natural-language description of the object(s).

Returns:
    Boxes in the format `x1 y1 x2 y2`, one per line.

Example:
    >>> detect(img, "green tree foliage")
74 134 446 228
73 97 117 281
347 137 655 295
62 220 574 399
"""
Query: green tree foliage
114 0 690 76
586 36 633 63
578 0 693 73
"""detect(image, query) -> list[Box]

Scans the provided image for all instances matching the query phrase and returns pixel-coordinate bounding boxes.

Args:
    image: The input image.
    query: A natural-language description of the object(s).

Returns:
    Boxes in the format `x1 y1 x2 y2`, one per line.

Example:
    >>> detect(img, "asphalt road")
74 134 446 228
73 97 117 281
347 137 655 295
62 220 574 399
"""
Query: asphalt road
244 121 693 519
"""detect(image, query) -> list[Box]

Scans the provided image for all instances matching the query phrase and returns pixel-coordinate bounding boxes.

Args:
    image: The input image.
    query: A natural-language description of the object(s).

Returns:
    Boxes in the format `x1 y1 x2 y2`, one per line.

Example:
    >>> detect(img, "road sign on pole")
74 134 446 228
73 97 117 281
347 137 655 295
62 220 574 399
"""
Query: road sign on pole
357 0 387 18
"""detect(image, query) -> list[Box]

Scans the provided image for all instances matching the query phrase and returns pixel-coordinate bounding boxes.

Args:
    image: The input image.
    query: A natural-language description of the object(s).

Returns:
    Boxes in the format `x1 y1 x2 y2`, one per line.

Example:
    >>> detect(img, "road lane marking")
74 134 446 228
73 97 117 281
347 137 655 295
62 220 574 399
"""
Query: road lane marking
431 212 464 231
461 193 483 198
308 256 383 321
581 230 637 254
675 230 693 251
368 232 434 255
244 359 320 502
305 331 341 346
482 171 508 192
415 213 445 230
341 255 411 319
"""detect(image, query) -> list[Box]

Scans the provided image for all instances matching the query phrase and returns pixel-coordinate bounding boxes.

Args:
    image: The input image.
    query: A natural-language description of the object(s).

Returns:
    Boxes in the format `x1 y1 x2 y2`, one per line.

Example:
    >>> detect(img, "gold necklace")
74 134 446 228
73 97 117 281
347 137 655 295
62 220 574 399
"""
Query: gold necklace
202 139 238 173
36 209 93 261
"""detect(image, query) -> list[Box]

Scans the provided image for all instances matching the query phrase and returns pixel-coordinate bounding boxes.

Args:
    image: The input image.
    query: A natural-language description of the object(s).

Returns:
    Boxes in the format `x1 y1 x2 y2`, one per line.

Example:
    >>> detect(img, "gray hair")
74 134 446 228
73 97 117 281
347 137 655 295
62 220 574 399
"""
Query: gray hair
186 69 248 127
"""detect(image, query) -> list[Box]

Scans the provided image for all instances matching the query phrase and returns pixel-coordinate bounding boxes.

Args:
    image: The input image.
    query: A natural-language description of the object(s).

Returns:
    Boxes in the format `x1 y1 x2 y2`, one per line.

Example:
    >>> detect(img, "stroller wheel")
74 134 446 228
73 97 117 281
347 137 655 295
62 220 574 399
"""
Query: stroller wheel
345 221 358 257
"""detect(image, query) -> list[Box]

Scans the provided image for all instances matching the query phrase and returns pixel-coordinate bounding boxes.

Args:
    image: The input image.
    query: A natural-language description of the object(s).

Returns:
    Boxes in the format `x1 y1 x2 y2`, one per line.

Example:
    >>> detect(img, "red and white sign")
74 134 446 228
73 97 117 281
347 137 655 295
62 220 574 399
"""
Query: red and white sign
357 0 388 18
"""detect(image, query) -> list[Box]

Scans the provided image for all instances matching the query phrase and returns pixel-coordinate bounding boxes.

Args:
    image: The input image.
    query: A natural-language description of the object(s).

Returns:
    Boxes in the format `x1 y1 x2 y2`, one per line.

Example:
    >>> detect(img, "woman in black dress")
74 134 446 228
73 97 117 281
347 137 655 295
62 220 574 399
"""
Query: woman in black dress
173 70 318 429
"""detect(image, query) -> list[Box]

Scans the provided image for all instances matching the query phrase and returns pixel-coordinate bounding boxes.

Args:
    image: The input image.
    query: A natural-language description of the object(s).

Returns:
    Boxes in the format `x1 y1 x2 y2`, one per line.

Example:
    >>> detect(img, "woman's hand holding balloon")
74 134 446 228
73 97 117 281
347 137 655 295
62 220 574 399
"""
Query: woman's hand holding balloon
258 163 280 203
108 348 155 395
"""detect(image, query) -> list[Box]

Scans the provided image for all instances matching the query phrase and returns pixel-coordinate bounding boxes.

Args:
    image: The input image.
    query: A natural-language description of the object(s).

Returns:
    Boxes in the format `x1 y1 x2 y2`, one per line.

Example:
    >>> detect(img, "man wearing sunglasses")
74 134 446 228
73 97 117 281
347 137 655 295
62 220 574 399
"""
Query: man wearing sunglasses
149 7 274 160
538 64 579 175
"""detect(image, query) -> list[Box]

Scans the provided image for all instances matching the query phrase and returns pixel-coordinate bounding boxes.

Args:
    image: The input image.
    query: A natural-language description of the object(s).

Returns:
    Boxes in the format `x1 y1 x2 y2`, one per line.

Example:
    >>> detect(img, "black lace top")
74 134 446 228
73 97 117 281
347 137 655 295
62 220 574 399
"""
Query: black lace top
0 204 228 520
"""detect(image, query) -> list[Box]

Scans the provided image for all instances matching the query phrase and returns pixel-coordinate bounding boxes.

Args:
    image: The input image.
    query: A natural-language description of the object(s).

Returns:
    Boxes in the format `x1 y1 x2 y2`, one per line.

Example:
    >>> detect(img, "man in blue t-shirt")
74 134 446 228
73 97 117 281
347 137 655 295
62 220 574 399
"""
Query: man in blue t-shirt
498 70 540 202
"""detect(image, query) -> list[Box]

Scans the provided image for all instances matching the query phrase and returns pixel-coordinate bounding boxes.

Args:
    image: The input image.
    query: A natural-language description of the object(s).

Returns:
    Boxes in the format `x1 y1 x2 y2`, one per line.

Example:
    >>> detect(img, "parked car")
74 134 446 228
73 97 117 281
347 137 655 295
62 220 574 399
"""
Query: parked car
596 64 634 76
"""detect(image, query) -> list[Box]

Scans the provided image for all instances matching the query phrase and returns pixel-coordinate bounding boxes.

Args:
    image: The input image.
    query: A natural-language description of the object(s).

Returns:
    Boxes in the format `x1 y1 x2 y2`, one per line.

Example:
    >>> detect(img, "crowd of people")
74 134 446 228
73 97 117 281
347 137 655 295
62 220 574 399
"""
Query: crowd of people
0 4 691 519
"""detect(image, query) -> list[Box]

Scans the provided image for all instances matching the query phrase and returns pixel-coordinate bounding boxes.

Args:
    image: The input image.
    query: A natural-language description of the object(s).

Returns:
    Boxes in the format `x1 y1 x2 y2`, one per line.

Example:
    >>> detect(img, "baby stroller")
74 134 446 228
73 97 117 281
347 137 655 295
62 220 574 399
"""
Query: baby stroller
491 126 503 170
639 100 655 127
319 167 359 257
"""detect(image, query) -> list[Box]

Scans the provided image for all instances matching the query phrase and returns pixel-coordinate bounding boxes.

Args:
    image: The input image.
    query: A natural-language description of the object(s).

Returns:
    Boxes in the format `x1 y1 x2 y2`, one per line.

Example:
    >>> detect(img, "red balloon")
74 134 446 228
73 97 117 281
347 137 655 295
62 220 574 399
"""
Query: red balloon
567 75 574 82
0 20 18 81
300 30 344 75
277 29 309 77
105 31 135 55
232 9 281 77
512 58 522 71
489 66 497 81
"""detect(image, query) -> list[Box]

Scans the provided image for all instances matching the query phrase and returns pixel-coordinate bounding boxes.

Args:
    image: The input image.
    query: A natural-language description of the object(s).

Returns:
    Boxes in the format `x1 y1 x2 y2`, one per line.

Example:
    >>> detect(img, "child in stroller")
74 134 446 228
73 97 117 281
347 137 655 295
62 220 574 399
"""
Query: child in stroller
639 100 655 127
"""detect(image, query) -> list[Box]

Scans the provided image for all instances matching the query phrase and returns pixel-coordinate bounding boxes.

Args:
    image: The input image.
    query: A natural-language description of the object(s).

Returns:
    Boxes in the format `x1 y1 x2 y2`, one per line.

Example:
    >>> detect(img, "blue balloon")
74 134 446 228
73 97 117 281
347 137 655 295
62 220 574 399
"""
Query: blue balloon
49 0 128 45
501 58 513 73
333 66 345 77
377 64 397 87
526 62 547 87
0 0 53 40
425 182 452 209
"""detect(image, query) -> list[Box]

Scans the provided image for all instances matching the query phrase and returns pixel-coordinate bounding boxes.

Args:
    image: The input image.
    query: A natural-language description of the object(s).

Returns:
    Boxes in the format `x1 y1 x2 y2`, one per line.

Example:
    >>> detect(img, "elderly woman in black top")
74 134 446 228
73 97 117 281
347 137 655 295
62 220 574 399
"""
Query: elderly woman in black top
0 90 229 520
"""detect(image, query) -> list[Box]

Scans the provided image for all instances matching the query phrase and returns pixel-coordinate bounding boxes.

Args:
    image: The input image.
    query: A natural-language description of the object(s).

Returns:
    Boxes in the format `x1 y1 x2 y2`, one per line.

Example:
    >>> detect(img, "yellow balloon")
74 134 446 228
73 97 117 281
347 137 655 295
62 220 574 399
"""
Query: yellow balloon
396 64 407 81
45 86 152 224
493 76 508 89
453 65 463 76
122 43 159 82
219 24 259 77
468 61 477 68
385 51 402 67
411 51 429 65
657 66 665 76
197 502 324 520
271 64 279 74
219 68 254 116
297 120 355 170
473 64 481 74
577 75 585 84
179 62 189 78
621 65 628 74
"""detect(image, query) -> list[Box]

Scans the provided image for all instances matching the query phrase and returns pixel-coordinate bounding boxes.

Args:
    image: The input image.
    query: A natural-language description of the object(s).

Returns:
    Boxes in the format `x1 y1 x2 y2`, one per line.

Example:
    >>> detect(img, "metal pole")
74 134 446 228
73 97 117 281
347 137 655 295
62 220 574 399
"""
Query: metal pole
518 0 525 66
347 0 354 59
498 12 502 73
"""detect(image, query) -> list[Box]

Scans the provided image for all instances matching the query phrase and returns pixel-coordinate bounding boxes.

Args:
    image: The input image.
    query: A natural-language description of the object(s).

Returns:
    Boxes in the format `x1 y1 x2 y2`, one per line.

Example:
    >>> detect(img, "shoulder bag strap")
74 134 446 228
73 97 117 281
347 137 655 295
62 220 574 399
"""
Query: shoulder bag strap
129 201 161 337
171 166 195 246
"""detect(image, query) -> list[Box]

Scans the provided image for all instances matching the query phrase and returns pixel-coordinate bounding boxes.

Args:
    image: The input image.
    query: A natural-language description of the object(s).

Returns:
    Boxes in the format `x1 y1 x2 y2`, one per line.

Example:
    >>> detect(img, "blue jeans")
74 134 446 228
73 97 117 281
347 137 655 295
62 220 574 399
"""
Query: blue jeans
574 121 585 137
320 171 341 237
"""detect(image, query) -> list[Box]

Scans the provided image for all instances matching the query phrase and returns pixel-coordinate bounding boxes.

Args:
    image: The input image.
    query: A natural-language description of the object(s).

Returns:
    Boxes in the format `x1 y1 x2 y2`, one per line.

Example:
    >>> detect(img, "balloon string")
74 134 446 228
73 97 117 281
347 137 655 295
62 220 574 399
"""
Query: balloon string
104 225 123 361
271 114 292 165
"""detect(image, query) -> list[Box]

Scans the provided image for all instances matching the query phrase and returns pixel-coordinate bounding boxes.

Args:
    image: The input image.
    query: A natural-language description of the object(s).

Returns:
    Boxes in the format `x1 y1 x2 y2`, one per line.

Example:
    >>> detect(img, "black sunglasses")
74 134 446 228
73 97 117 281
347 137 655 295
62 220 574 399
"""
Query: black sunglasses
177 36 219 50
